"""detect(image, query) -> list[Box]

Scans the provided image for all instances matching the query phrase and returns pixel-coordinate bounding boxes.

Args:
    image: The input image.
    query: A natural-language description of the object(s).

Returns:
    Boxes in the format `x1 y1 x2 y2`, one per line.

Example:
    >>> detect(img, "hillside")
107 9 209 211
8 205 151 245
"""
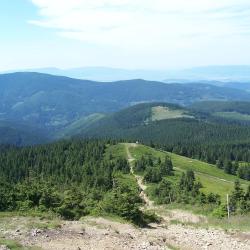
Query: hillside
190 101 250 114
0 140 249 250
190 101 250 123
75 102 195 136
78 102 250 182
0 121 49 145
126 143 249 199
2 72 250 145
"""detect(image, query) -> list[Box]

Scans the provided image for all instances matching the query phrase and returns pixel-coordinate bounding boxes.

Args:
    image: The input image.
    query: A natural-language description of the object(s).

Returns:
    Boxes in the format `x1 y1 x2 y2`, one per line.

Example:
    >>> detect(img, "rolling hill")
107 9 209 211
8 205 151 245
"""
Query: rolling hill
2 72 250 145
190 101 250 123
76 102 250 177
1 72 250 133
0 121 49 145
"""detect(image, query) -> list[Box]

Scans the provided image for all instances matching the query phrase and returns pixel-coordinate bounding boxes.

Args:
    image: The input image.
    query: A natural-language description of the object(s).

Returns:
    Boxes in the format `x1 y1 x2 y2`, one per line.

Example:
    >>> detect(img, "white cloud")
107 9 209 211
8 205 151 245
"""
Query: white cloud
29 0 250 67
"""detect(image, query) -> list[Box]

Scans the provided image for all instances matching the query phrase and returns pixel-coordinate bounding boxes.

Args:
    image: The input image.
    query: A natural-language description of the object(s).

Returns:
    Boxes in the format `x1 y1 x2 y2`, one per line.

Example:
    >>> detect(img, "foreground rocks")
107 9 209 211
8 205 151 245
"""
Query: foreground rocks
1 216 250 250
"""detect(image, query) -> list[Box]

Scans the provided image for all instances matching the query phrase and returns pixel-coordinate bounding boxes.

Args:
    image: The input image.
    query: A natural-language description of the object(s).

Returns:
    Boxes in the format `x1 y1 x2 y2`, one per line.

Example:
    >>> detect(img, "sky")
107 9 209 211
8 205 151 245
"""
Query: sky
1 0 250 71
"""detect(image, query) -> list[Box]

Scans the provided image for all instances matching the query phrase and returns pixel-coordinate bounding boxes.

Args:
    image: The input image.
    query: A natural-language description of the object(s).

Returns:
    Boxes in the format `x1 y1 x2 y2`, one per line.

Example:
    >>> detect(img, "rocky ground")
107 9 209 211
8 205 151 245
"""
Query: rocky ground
0 214 250 250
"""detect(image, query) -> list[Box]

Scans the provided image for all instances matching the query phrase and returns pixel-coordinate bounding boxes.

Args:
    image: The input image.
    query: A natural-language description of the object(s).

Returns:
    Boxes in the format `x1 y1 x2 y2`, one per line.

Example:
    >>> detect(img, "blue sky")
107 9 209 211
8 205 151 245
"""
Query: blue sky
1 0 250 71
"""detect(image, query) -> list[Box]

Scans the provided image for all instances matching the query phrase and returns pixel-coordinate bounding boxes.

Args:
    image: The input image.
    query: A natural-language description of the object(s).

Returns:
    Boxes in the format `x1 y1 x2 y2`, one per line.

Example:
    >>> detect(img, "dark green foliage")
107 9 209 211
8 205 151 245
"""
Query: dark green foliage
190 101 250 115
0 121 48 146
134 155 174 183
0 140 144 223
229 180 250 214
3 73 250 146
237 165 250 180
152 170 220 206
82 103 250 180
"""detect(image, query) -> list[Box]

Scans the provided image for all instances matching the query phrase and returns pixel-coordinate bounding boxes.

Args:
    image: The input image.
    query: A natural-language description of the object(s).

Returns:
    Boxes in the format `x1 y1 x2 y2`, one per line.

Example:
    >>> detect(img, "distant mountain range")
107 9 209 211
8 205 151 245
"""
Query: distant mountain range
1 72 250 145
3 65 250 83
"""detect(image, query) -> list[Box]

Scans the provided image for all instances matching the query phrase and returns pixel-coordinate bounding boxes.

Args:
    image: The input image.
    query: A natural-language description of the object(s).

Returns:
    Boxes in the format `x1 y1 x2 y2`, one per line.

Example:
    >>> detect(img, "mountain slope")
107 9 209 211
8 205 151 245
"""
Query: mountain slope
2 72 250 144
78 102 250 176
0 121 49 145
190 101 250 124
190 101 250 113
125 143 249 199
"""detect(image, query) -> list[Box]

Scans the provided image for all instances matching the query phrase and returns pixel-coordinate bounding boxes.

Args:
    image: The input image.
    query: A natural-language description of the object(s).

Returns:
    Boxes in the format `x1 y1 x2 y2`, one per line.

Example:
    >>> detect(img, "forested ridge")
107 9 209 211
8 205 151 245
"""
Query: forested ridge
0 140 154 224
79 102 250 181
0 138 249 224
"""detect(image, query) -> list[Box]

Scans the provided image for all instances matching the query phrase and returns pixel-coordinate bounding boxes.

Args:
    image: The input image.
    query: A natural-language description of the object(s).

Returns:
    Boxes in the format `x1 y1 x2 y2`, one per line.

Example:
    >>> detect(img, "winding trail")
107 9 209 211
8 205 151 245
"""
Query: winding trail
124 143 250 250
125 143 153 208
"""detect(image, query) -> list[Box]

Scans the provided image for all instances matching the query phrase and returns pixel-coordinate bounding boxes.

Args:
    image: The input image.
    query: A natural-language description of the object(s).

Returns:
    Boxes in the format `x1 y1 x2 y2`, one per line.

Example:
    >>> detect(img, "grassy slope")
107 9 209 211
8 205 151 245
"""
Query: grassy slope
125 144 249 200
214 111 250 121
56 113 105 139
151 106 193 121
104 143 127 160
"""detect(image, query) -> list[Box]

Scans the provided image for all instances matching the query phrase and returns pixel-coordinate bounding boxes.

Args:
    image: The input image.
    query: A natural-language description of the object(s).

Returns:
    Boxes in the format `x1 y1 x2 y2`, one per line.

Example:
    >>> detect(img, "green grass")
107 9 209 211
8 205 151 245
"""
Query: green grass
56 113 105 138
0 238 41 250
206 214 250 231
214 111 250 121
168 214 250 232
105 143 127 160
151 106 193 121
165 242 180 250
126 143 249 200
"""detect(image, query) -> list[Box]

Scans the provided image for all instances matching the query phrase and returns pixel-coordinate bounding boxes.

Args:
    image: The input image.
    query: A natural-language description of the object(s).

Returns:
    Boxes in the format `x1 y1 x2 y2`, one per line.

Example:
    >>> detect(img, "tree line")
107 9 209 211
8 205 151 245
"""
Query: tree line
0 140 154 225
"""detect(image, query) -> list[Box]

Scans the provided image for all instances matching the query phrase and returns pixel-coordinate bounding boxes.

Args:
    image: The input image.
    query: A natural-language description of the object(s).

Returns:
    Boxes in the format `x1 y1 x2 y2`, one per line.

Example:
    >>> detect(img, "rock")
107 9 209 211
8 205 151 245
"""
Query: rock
0 245 10 250
31 228 42 237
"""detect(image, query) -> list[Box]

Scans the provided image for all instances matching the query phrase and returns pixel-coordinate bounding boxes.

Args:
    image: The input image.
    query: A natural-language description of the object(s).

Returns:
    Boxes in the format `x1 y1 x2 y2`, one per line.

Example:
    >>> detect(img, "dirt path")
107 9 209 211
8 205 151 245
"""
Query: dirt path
123 143 250 250
125 143 154 208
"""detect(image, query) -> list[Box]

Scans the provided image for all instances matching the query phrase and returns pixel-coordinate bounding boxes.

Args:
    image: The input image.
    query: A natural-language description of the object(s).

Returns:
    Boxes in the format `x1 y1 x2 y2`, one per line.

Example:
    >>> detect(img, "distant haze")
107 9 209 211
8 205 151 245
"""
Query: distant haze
1 1 250 70
3 65 250 82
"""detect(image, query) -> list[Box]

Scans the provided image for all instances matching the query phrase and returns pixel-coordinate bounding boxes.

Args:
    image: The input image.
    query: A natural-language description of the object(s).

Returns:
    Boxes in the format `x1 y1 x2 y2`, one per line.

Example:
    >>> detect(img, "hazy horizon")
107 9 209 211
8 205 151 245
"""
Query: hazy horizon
1 0 250 71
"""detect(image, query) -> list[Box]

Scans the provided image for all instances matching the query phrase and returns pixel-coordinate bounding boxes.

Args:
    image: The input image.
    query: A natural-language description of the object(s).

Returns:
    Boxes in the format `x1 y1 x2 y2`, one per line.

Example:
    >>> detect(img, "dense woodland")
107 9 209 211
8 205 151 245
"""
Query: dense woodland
0 140 155 225
82 113 250 180
0 138 249 221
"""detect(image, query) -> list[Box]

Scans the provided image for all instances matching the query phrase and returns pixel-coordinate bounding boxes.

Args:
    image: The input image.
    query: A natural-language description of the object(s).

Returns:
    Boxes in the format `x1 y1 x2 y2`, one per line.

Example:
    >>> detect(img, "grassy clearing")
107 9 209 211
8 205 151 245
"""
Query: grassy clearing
207 215 250 231
169 214 250 232
127 143 249 200
0 212 61 234
0 238 41 250
56 113 105 138
151 106 193 121
105 143 127 160
214 111 250 121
